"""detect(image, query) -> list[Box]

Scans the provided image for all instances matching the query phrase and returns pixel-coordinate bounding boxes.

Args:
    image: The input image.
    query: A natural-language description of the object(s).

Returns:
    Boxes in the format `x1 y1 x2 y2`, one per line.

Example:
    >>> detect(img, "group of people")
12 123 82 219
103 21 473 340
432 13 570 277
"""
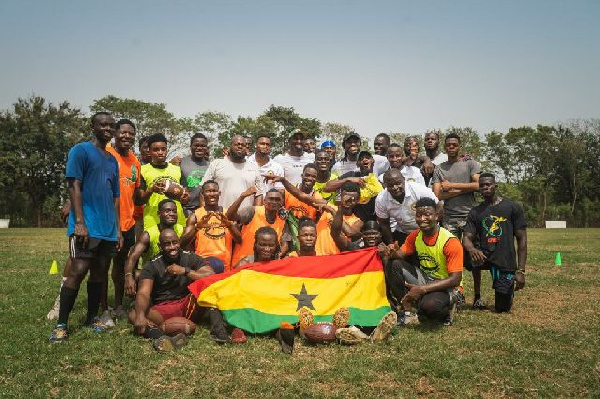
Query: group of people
48 112 528 352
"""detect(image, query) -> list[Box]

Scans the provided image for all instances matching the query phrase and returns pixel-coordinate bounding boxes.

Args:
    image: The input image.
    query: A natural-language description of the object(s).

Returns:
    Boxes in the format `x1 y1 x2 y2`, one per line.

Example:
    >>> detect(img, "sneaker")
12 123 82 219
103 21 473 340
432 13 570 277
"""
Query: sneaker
401 311 420 326
153 335 175 353
46 295 61 320
169 333 189 349
275 322 295 355
49 324 68 343
370 311 397 343
208 309 230 344
333 307 350 328
472 298 487 310
231 328 247 344
112 306 128 320
86 316 107 333
336 326 368 345
444 303 457 326
99 310 115 328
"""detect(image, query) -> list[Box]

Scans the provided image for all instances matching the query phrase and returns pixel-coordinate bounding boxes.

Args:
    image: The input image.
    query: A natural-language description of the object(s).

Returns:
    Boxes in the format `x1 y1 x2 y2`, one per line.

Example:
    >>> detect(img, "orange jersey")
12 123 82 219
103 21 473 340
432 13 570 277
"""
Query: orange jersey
231 206 286 268
284 189 317 220
106 145 141 231
194 207 233 271
315 205 361 256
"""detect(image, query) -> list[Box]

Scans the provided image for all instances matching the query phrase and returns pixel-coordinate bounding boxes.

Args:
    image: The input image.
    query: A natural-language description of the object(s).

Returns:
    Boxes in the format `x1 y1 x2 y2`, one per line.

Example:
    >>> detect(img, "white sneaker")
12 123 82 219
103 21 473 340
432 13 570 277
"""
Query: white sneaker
46 295 60 320
100 309 115 328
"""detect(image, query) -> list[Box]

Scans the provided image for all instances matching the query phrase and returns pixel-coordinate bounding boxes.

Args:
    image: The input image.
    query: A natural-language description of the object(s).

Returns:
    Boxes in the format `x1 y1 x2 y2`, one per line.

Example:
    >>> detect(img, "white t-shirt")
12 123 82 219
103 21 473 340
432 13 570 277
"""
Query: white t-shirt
247 153 285 196
372 154 390 177
432 152 448 165
378 165 426 186
201 158 266 209
375 182 438 234
272 152 315 186
331 159 358 177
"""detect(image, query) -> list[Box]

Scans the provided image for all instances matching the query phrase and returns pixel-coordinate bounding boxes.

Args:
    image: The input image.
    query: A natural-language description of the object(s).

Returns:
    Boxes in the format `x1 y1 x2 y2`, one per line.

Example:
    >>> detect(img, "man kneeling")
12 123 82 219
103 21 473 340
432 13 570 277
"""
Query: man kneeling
381 197 463 325
130 228 228 351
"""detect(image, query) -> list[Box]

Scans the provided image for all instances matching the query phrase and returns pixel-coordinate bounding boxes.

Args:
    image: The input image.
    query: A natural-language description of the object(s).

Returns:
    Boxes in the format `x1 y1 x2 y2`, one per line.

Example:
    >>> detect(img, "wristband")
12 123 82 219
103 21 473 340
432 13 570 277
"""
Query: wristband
516 269 525 275
125 272 133 277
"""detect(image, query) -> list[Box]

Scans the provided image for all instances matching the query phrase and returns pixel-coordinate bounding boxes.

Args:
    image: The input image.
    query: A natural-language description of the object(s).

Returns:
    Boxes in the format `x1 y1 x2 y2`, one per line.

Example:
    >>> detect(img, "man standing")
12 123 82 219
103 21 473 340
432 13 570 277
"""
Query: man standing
303 137 316 154
432 133 480 270
462 173 527 312
331 132 361 177
372 133 391 176
49 112 122 342
312 149 335 203
423 131 448 186
246 135 284 196
382 198 464 325
201 135 265 209
320 140 337 169
375 169 438 246
273 129 315 186
180 133 210 216
379 143 425 185
106 118 141 319
137 134 188 229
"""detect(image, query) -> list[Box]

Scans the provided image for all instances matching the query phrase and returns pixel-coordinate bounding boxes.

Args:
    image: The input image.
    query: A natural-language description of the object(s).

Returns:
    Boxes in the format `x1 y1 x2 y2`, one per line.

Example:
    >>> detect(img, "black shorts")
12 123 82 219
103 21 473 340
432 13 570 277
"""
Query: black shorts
491 268 515 296
119 226 136 255
69 235 117 259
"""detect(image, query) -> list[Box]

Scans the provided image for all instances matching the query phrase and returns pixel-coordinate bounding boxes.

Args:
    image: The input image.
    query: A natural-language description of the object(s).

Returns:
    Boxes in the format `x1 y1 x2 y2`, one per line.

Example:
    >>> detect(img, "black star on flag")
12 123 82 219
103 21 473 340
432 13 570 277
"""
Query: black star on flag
290 283 318 311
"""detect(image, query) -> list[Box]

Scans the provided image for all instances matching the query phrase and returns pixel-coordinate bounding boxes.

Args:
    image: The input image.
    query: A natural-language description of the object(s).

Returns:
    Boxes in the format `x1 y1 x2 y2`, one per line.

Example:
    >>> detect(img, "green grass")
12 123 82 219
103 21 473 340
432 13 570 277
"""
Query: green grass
1 228 599 398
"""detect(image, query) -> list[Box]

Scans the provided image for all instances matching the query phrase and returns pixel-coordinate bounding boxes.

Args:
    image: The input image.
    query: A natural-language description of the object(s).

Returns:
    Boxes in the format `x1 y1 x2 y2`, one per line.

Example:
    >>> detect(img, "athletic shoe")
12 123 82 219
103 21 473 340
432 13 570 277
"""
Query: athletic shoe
275 322 295 355
49 324 68 343
99 309 115 328
472 298 487 310
46 295 61 321
231 328 247 344
169 333 188 350
86 316 107 333
208 309 230 344
336 326 368 345
111 306 128 320
444 303 457 326
153 335 175 353
370 311 397 343
401 311 420 326
332 307 350 328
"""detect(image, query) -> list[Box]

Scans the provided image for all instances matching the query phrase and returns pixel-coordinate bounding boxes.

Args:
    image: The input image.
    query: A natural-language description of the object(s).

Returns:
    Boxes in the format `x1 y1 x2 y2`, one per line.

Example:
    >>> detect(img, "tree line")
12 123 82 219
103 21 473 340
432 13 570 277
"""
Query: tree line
1 95 598 227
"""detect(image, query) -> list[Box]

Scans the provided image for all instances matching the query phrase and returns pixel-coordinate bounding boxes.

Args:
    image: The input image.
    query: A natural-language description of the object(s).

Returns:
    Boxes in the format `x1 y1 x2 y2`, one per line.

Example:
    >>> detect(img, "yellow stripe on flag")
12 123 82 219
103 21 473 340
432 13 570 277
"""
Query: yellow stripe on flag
197 269 388 316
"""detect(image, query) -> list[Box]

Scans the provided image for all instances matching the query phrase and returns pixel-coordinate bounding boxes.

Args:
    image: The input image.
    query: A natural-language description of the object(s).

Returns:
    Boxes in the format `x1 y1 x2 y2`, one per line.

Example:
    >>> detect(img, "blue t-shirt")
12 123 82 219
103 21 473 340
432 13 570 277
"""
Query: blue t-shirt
66 141 120 241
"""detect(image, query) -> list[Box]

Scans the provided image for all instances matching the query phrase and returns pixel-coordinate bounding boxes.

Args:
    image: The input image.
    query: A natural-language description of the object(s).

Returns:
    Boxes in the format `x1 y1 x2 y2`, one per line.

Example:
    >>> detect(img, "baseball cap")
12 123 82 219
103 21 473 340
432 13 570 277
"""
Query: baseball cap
289 128 310 139
343 132 361 143
320 140 336 148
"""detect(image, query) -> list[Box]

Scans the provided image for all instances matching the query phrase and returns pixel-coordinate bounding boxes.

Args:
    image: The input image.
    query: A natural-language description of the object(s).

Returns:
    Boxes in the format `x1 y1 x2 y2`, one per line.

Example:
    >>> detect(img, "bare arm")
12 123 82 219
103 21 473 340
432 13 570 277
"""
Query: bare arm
378 217 394 245
180 214 198 248
402 272 463 310
124 232 150 296
225 187 257 221
330 206 349 251
165 264 215 280
515 228 527 290
343 219 363 241
277 177 325 208
323 175 366 192
68 178 88 247
433 182 463 200
133 278 154 335
462 231 487 265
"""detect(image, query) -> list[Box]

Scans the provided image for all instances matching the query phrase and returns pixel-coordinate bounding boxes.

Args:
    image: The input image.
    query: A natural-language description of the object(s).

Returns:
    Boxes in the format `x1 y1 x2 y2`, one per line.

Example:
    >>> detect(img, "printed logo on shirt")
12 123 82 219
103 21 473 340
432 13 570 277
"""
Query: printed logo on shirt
417 253 440 274
122 165 138 187
186 170 206 189
482 215 506 244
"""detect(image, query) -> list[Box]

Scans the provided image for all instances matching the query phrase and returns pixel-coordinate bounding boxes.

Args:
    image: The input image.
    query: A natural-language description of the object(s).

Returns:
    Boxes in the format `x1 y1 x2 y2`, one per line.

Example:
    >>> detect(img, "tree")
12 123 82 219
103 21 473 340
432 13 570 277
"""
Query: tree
0 96 87 226
320 122 356 158
91 95 190 156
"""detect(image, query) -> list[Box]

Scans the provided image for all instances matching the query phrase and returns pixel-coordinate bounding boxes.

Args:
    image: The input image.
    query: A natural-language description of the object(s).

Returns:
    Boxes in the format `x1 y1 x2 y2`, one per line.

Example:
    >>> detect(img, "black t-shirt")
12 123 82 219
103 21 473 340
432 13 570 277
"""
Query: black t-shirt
464 199 527 271
340 171 377 222
140 251 205 304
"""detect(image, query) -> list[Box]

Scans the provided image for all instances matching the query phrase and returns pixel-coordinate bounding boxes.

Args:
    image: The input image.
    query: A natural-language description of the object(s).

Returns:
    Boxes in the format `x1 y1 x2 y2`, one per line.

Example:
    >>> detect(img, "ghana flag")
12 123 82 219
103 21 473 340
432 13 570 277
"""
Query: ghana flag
188 247 390 334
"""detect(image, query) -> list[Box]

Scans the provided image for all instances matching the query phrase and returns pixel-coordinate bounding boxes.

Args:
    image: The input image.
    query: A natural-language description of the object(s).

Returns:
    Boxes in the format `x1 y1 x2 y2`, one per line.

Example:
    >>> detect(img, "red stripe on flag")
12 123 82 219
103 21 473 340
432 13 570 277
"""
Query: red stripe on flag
188 247 383 298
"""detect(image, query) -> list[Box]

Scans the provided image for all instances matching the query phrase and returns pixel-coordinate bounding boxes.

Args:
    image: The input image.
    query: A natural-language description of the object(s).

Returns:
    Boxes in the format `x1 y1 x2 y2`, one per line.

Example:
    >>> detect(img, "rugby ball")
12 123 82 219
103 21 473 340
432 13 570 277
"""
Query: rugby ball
304 322 337 344
160 316 196 336
163 180 186 200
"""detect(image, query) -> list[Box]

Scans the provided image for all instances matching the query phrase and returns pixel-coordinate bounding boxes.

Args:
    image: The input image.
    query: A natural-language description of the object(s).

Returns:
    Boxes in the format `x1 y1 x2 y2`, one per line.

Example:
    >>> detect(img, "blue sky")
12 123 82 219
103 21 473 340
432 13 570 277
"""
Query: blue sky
1 0 598 139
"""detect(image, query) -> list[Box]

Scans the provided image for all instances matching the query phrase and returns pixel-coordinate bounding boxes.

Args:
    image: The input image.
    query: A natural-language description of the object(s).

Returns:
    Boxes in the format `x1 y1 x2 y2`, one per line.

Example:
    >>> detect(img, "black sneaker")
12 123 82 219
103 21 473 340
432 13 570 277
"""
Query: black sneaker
208 309 230 344
472 298 487 310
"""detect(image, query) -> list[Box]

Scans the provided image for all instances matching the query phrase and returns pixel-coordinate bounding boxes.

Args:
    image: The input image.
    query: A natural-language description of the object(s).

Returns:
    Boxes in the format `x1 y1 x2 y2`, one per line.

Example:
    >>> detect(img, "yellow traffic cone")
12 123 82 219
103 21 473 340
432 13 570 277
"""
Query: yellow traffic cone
49 260 59 275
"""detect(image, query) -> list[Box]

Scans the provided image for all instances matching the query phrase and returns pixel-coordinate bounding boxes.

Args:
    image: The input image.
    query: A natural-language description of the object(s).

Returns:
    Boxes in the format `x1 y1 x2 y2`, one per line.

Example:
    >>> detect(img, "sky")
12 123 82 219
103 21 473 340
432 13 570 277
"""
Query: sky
1 0 599 140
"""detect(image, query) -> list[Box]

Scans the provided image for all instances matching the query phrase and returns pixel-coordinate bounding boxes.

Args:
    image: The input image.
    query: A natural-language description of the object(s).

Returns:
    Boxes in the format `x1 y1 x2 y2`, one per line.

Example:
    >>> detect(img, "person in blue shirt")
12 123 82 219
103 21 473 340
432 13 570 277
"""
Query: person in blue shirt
50 112 122 343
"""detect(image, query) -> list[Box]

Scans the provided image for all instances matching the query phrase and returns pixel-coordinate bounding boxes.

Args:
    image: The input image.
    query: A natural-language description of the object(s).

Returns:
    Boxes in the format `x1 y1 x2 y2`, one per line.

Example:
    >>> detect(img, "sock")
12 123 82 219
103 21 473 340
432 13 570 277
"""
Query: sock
57 286 79 325
86 282 102 323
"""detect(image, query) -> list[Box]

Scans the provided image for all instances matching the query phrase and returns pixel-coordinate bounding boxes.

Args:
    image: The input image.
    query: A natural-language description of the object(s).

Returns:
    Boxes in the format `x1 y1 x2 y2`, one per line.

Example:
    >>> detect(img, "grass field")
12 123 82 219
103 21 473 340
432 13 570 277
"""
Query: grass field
1 228 599 398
